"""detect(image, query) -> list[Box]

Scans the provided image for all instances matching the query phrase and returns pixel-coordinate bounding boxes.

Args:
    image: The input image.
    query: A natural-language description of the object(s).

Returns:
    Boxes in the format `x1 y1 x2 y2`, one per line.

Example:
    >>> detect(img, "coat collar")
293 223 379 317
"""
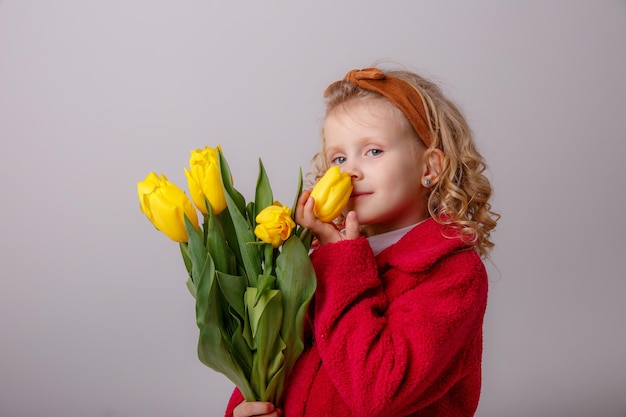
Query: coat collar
375 218 473 273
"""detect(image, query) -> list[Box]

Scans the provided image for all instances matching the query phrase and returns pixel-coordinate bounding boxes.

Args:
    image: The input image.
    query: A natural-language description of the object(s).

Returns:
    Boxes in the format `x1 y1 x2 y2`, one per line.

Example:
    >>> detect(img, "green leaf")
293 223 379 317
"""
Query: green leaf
179 242 196 298
190 220 256 401
205 202 237 275
216 271 247 320
230 321 253 378
179 242 192 277
185 215 213 329
262 243 275 277
290 167 304 218
183 215 205 290
246 201 256 230
185 277 197 298
217 209 244 273
298 227 313 252
224 190 262 287
197 312 256 401
255 158 273 220
255 273 277 304
218 148 246 215
245 287 284 402
263 343 286 404
274 235 317 401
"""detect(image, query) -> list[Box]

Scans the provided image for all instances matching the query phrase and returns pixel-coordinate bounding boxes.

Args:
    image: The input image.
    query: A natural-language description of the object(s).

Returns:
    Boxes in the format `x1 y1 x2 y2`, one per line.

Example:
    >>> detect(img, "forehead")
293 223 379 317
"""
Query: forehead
327 96 403 124
323 98 414 145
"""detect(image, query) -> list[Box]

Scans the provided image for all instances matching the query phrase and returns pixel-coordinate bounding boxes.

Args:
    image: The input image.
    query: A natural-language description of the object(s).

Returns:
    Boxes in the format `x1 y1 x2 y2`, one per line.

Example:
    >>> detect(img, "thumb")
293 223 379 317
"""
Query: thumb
343 211 360 240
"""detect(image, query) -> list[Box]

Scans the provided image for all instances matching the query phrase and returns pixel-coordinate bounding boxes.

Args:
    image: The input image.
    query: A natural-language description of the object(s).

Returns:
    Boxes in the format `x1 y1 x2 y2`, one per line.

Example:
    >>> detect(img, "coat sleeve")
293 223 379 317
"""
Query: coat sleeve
309 236 487 417
223 387 244 417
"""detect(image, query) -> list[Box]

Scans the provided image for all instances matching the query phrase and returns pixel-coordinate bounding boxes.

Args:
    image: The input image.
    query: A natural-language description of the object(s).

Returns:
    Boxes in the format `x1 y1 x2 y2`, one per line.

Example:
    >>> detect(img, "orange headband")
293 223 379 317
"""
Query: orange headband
324 68 432 147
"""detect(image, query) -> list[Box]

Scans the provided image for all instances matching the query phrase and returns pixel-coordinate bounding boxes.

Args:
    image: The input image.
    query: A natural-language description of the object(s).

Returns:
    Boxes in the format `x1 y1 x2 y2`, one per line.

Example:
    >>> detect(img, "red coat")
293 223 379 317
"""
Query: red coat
225 218 488 417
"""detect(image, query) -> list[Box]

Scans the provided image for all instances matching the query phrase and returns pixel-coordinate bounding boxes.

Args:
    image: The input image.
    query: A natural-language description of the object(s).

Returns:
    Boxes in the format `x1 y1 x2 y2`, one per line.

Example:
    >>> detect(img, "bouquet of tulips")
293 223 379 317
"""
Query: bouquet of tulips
137 146 352 406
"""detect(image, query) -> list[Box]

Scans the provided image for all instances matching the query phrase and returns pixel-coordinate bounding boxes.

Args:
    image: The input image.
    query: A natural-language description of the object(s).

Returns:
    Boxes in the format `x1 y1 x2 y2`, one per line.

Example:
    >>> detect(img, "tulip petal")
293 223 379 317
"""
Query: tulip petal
309 166 352 222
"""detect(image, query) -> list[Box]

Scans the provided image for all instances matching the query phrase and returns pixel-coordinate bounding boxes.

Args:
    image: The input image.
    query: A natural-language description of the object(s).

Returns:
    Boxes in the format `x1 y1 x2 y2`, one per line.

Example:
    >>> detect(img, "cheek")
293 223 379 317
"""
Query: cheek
382 162 418 187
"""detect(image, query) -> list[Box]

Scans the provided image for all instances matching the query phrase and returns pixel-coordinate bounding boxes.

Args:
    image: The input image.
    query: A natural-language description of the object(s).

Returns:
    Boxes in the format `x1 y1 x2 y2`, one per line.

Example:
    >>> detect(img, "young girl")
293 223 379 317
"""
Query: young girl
225 66 499 417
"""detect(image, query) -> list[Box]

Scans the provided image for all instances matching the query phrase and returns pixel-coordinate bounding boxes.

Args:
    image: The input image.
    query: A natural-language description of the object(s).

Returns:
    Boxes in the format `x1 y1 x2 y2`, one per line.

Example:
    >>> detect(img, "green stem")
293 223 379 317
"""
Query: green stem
263 243 274 275
203 213 209 245
298 228 312 251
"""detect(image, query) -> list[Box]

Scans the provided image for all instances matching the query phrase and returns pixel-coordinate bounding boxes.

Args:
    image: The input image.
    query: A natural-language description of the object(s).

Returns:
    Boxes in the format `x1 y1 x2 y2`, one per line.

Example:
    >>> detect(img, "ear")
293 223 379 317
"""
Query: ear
422 148 444 187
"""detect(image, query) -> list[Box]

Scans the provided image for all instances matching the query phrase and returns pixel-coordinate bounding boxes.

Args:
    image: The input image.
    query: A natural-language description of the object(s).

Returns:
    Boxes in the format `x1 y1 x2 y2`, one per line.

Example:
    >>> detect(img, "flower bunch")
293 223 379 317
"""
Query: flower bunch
137 146 317 405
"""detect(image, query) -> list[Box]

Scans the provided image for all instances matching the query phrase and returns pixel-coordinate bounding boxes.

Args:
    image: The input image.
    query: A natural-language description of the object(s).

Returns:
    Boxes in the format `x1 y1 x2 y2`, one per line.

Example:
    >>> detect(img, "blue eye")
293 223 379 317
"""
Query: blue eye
332 156 346 165
367 149 382 157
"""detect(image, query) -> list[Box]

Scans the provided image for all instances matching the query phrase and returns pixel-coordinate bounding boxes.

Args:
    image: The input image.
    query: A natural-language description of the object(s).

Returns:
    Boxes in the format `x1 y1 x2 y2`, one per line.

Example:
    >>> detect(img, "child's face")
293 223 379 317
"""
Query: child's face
323 99 430 236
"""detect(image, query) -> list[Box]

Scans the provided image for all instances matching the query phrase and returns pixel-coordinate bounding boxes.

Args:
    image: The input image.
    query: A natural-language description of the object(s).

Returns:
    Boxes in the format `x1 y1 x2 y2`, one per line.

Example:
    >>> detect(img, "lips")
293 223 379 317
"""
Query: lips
350 191 370 199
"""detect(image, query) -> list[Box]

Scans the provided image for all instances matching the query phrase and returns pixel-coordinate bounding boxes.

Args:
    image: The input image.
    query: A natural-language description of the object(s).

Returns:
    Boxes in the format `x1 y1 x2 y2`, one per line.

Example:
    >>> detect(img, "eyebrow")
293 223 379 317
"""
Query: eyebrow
324 145 342 155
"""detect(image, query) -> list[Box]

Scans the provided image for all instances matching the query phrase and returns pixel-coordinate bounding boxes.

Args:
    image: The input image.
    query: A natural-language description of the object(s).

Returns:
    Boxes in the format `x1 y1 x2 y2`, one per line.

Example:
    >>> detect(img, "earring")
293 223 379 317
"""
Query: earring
424 179 431 186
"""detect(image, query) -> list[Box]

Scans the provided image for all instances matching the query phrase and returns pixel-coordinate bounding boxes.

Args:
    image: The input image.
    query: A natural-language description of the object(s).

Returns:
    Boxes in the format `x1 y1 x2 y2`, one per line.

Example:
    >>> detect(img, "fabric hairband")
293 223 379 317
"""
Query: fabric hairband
324 68 433 148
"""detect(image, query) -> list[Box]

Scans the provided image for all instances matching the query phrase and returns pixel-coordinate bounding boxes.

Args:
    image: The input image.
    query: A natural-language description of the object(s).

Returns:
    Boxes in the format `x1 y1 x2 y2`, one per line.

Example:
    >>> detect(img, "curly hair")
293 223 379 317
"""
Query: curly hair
308 68 500 259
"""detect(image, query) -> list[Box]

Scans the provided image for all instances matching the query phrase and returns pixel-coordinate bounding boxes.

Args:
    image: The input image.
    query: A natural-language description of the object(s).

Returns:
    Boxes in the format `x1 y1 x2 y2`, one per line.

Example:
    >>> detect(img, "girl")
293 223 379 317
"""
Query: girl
225 66 499 417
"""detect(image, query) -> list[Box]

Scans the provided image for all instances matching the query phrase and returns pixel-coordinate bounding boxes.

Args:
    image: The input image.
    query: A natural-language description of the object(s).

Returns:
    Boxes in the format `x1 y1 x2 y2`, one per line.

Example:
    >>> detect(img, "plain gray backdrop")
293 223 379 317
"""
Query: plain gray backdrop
1 1 625 416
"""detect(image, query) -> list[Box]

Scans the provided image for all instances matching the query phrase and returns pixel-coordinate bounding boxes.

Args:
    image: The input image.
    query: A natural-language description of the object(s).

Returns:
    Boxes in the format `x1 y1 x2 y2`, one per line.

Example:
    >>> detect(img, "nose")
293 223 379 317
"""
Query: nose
341 159 362 180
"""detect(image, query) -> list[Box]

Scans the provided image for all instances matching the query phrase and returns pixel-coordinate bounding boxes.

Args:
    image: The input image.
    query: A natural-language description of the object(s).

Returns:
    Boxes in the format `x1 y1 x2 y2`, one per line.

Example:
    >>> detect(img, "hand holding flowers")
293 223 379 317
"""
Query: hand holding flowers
295 165 356 245
309 166 352 223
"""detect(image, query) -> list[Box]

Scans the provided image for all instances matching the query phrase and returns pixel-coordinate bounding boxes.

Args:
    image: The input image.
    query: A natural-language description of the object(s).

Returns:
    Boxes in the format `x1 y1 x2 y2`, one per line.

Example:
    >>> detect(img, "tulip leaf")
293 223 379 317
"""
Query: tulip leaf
255 159 273 221
191 220 256 401
290 167 304 219
185 216 214 329
255 273 277 305
198 304 256 402
215 271 253 376
245 287 284 402
215 271 247 321
224 190 262 287
185 277 197 298
274 234 317 400
264 342 286 404
262 243 275 277
179 242 196 298
183 216 205 287
179 242 192 276
246 202 256 230
230 320 253 378
205 202 237 275
218 149 246 215
216 209 243 272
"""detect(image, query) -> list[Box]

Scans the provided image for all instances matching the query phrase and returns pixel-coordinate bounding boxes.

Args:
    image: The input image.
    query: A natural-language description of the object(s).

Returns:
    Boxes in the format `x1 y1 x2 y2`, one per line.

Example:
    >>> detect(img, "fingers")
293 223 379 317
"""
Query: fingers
233 401 281 417
295 191 361 245
294 190 312 227
343 211 360 240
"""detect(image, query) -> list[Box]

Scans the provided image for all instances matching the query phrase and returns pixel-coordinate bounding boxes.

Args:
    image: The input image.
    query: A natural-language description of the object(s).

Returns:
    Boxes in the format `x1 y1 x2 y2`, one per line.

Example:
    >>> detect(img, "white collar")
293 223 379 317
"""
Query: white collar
367 220 424 256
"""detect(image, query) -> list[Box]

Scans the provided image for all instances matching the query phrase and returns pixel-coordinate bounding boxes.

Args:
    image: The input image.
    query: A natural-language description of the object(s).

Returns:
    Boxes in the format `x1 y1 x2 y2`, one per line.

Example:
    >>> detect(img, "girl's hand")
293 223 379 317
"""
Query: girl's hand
233 400 281 417
295 190 360 245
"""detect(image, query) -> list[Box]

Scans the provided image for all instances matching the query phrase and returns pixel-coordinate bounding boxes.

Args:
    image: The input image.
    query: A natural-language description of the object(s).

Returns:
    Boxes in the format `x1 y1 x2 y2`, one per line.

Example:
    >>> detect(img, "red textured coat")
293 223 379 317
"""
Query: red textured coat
225 218 488 417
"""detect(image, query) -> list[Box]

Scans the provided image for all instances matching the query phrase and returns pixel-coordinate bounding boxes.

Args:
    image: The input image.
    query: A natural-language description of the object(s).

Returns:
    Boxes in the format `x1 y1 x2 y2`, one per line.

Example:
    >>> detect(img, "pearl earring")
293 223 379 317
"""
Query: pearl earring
424 179 431 186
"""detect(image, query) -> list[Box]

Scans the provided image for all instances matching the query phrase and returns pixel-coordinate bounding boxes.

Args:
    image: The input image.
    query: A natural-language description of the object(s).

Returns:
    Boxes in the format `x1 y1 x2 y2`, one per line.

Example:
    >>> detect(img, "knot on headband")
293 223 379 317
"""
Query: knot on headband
346 67 385 82
325 67 432 147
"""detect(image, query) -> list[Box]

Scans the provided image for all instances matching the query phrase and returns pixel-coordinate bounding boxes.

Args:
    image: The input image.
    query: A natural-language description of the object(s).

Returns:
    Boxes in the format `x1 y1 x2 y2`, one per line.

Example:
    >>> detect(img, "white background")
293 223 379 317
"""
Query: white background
1 1 625 416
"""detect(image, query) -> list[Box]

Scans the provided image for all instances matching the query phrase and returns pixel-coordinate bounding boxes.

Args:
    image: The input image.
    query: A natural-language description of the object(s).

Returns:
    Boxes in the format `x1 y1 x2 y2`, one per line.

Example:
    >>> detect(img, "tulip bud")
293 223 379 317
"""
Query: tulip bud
138 172 199 242
184 146 227 215
254 203 296 248
309 166 353 222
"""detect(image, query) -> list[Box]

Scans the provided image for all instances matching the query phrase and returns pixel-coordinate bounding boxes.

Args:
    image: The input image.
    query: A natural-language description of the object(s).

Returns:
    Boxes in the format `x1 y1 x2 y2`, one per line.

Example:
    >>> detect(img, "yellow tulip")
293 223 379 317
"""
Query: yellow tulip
254 203 296 248
138 172 199 242
309 166 353 222
184 146 227 215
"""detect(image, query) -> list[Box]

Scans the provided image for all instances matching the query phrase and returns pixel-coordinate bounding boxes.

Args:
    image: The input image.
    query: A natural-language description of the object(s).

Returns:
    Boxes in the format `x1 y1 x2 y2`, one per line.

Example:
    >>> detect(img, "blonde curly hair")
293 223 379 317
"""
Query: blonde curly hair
309 68 500 258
